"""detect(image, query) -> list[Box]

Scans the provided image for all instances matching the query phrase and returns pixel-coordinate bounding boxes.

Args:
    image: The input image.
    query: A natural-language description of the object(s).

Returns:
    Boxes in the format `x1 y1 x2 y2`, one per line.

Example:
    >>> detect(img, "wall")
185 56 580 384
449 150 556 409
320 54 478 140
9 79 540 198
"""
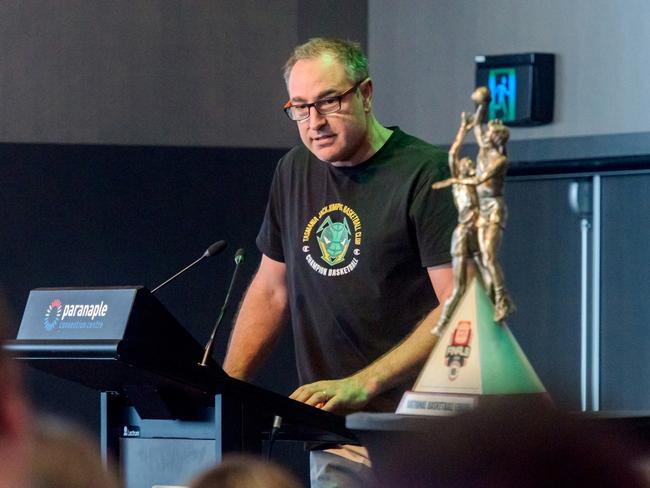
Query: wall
0 3 367 481
0 0 366 148
1 142 286 418
368 0 650 145
369 0 650 411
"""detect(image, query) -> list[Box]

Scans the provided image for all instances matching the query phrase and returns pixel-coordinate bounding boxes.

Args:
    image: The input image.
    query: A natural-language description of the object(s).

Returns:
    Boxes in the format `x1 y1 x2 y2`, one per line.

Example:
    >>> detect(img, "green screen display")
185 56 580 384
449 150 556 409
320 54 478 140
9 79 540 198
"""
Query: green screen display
488 68 516 122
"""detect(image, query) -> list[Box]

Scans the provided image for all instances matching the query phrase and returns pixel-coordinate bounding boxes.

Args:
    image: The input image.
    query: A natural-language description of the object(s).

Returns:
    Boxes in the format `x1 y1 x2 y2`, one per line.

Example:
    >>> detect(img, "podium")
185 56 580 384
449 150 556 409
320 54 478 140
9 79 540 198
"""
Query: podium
6 287 356 487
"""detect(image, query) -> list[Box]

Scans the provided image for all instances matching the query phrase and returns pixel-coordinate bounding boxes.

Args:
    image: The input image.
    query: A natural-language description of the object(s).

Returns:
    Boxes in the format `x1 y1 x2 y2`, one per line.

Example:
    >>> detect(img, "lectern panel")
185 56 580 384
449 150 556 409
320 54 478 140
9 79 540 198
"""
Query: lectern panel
18 288 137 340
121 438 216 488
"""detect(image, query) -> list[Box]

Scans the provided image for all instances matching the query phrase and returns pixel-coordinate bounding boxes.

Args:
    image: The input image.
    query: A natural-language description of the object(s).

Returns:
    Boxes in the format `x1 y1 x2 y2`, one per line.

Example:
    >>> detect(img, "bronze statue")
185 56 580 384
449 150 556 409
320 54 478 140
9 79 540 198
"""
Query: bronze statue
432 87 514 334
431 112 480 335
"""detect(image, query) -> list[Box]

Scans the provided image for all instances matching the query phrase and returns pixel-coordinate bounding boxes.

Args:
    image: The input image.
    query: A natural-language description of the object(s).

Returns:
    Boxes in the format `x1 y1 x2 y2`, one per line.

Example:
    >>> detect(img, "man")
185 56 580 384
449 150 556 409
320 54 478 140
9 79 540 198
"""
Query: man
224 38 455 486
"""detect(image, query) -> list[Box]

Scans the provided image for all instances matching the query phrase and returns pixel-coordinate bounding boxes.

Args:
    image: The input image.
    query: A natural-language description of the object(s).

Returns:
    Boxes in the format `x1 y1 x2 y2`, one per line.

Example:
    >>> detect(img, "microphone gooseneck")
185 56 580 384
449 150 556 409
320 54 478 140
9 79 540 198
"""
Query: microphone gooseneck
199 248 246 367
151 240 227 294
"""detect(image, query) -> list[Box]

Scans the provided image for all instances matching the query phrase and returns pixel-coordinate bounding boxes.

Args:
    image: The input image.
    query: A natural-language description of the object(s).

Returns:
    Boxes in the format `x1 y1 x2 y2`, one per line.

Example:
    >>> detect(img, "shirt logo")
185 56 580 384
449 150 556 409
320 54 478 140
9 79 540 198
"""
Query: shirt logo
302 203 362 277
316 216 351 266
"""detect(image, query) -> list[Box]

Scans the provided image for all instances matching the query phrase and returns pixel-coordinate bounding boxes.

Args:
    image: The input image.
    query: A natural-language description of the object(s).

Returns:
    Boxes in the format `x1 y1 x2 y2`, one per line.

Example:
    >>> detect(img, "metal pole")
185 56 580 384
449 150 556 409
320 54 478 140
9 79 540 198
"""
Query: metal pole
591 175 601 411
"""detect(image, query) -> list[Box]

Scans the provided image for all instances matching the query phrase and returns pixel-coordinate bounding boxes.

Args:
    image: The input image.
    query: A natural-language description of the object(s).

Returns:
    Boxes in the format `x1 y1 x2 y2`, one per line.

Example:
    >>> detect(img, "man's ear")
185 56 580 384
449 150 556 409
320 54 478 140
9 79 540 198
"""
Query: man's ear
361 79 373 112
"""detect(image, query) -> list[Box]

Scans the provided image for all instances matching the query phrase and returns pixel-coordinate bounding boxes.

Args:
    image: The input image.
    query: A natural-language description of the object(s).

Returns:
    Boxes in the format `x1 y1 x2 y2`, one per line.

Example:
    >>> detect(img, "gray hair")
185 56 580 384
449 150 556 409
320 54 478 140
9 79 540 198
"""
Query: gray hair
283 37 369 85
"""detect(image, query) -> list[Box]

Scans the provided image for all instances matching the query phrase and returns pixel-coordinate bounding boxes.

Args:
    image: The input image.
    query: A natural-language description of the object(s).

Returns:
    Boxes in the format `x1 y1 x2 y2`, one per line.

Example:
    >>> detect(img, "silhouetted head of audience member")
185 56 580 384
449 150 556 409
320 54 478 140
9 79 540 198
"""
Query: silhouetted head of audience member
189 454 303 488
31 416 121 488
1 290 120 488
376 399 650 487
0 295 33 488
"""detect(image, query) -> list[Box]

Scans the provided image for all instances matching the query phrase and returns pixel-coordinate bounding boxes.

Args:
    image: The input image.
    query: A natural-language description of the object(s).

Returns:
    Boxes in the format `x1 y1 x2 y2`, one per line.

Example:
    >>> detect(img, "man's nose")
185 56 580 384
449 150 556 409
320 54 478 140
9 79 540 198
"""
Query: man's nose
308 106 326 130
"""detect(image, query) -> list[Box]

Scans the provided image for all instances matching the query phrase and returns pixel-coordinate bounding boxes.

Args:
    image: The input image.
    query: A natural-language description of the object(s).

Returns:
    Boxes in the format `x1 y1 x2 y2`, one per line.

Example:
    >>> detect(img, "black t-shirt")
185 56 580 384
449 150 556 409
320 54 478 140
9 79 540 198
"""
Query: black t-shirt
257 127 456 410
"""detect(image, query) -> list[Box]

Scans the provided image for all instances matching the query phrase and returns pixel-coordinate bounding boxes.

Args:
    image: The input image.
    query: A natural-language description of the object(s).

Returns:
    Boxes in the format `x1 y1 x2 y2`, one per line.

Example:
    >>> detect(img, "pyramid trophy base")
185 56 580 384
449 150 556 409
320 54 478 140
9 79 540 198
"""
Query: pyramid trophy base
397 278 549 416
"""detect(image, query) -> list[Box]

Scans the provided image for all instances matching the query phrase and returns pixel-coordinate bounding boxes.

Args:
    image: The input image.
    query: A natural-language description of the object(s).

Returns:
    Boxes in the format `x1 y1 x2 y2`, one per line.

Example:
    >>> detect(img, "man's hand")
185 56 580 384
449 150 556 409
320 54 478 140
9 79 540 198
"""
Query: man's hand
289 375 373 414
290 265 454 415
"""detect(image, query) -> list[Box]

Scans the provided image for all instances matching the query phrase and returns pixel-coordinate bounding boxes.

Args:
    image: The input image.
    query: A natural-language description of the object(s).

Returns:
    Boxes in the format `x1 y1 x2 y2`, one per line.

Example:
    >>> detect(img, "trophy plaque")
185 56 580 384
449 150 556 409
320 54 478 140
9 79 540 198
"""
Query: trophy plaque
397 278 546 416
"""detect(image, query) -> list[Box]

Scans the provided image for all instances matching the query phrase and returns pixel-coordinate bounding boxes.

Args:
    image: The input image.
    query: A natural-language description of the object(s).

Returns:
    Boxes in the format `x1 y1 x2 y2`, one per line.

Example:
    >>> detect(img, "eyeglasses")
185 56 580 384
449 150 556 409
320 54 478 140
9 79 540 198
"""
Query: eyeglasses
283 79 366 121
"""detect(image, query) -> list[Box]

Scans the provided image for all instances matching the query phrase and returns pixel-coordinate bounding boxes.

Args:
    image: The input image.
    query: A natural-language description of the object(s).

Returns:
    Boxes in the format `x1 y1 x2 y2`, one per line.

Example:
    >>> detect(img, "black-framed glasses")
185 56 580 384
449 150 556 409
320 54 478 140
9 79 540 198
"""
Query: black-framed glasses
283 79 367 121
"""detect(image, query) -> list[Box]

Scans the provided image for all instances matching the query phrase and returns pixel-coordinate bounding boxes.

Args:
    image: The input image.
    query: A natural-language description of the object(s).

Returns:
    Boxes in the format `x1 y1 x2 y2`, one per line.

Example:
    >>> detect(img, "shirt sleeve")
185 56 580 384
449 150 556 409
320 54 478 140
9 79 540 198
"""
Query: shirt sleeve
255 161 286 263
409 156 456 267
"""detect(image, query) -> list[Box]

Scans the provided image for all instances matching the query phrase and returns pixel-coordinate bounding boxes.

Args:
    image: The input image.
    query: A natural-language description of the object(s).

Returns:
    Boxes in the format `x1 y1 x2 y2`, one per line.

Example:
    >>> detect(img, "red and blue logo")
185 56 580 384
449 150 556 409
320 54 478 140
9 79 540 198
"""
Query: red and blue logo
43 299 63 331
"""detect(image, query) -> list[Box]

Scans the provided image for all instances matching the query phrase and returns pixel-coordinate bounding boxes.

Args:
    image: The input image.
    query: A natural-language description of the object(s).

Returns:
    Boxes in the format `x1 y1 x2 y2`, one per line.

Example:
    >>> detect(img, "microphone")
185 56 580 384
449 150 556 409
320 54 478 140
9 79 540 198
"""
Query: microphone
199 248 246 367
266 415 283 460
151 240 227 294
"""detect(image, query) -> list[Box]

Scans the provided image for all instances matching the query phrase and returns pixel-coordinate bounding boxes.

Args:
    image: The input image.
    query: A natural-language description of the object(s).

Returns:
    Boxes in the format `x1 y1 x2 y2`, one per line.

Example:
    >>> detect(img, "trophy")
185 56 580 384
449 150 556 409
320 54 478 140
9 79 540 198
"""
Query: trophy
397 87 548 416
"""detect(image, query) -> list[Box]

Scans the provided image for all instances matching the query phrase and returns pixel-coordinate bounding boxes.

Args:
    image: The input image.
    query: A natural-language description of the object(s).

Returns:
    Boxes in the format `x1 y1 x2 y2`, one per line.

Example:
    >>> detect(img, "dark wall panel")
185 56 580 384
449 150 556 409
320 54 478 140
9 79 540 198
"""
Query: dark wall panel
600 173 650 410
501 177 583 408
0 143 298 427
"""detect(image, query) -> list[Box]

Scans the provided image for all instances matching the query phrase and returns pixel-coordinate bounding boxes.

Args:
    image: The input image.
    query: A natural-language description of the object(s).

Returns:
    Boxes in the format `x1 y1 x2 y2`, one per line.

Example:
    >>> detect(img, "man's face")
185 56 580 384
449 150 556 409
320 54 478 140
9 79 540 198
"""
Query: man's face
287 54 370 165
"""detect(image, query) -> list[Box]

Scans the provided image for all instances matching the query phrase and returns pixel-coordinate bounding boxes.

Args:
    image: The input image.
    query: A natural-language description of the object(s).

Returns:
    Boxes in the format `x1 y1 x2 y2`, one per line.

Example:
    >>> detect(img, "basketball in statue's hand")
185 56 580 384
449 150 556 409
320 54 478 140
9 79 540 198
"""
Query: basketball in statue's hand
471 86 491 104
